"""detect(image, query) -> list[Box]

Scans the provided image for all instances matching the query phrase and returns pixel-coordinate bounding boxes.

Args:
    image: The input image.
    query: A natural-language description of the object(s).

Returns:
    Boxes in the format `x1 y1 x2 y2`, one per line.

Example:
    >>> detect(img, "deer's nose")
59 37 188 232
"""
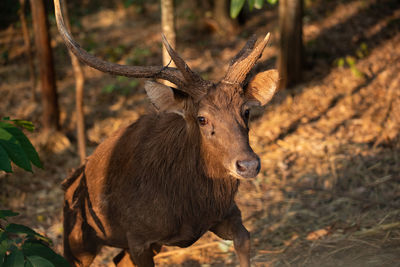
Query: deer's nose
236 157 260 178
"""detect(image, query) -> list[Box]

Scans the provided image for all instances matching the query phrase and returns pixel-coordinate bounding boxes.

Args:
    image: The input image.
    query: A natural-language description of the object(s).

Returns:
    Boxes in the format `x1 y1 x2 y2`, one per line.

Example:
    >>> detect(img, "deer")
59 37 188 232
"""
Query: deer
54 0 279 266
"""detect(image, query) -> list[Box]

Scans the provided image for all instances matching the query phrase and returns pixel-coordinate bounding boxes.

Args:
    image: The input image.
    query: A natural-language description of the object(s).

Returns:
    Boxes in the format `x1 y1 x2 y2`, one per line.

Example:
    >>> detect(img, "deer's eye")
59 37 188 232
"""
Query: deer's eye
244 109 250 120
197 116 208 126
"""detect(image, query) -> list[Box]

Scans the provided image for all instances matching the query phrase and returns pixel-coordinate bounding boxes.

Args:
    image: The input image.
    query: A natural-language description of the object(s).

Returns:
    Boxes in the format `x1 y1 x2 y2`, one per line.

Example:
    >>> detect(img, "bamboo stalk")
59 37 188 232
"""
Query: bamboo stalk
60 0 87 163
19 0 37 101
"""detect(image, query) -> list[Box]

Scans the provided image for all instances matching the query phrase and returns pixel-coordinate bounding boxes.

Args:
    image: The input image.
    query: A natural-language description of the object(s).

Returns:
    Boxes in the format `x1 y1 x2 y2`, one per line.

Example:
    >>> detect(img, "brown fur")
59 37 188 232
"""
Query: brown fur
63 112 242 266
62 67 279 266
56 12 279 263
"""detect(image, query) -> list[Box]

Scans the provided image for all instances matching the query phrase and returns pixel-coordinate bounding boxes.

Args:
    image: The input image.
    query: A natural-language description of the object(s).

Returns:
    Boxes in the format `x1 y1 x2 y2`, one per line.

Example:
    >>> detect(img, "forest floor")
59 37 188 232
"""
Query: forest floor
1 0 400 266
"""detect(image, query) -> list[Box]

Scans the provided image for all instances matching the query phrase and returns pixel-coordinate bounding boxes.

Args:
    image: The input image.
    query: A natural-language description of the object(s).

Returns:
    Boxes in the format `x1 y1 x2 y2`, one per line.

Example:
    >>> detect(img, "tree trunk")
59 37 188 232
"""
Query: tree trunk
30 0 60 131
213 0 236 35
278 0 303 89
161 0 176 86
61 0 87 163
19 0 37 101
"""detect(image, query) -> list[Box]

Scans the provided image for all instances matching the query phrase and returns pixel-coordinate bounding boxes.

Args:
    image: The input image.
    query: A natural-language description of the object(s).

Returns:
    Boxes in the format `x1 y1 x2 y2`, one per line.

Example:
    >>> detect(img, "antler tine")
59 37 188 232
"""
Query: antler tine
53 0 186 88
161 34 212 95
223 33 271 85
229 34 257 66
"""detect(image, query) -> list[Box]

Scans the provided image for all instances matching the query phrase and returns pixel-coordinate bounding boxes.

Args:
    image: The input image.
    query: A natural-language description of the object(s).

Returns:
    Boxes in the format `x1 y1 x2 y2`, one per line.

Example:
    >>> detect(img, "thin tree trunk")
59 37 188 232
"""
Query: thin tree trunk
278 0 303 89
161 0 176 65
60 0 87 163
116 0 127 17
30 0 60 131
19 0 37 101
213 0 236 35
161 0 176 86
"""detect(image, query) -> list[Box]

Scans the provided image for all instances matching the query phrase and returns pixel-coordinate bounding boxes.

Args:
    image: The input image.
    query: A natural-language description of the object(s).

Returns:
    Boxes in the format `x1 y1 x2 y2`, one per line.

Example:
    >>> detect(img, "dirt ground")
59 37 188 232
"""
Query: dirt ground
1 0 400 266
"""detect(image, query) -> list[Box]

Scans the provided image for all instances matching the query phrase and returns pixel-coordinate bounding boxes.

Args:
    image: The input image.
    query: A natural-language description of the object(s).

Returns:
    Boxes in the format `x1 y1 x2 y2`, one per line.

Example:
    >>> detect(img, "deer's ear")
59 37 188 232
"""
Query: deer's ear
145 81 186 115
246 69 279 106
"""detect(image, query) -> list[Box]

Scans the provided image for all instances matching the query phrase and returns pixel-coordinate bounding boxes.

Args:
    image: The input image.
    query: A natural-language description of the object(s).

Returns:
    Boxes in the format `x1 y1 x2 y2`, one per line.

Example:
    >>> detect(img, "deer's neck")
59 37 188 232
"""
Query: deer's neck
140 113 239 217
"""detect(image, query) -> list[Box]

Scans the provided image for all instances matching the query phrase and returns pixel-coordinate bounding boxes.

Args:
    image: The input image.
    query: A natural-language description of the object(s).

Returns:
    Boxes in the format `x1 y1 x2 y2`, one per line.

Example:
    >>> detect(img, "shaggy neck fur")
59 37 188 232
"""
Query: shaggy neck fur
105 112 239 221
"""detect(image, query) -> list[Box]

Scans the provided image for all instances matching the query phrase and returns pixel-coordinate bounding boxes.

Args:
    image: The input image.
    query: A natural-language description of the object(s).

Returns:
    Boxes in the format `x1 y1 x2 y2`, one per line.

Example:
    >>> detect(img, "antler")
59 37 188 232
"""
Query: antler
223 33 271 85
161 35 211 98
53 0 210 96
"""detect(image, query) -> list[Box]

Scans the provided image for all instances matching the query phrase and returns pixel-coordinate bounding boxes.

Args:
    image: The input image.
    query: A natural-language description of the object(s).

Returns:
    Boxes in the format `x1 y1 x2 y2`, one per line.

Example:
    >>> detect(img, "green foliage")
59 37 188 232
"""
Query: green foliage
125 47 151 66
0 211 19 220
83 34 99 54
105 45 128 63
346 56 365 78
336 43 368 79
0 118 42 173
0 122 69 266
336 55 365 79
123 0 145 7
0 210 70 267
102 76 139 95
1 50 9 64
230 0 246 18
337 57 345 68
355 42 368 59
230 0 278 18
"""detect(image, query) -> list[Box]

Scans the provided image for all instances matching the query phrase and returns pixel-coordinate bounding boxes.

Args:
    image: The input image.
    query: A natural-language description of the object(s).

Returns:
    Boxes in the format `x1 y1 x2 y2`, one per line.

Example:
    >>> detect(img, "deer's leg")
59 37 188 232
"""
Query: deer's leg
125 237 161 267
210 205 250 267
114 244 161 267
113 250 134 267
64 201 101 267
127 248 155 267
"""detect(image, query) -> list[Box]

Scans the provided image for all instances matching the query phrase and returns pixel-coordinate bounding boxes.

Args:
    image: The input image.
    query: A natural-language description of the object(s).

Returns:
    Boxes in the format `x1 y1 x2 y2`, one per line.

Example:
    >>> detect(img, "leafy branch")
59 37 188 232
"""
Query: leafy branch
0 211 70 267
0 118 70 266
230 0 278 18
0 117 43 173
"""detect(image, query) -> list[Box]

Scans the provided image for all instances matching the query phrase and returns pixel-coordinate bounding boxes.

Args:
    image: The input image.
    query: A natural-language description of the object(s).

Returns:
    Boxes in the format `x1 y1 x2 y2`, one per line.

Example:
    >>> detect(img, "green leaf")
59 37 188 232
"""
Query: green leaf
0 124 42 169
11 120 35 132
102 84 116 93
5 224 50 244
129 79 139 88
0 239 9 254
0 238 10 266
26 256 55 267
255 0 264 9
350 66 365 78
0 144 12 173
0 210 19 220
230 0 246 18
248 0 255 10
267 0 278 5
117 76 129 82
3 246 24 267
0 121 12 127
124 0 134 8
0 248 5 266
5 223 38 236
0 128 32 172
345 56 356 67
337 57 345 68
22 241 70 267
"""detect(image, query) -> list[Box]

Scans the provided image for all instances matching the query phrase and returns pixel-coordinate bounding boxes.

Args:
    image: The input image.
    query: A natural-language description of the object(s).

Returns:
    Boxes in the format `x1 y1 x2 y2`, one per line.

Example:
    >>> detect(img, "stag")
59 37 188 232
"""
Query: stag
54 0 279 266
